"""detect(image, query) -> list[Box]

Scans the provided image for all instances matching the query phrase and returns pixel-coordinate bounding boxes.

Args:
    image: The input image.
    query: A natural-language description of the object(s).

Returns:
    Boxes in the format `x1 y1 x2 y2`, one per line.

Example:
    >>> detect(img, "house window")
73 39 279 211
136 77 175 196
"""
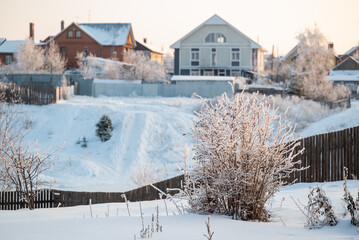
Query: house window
205 33 227 43
211 48 216 66
84 47 89 57
231 70 240 77
231 48 240 66
204 69 213 76
75 31 81 38
67 30 74 38
191 69 200 76
60 47 66 56
191 48 199 66
5 55 12 65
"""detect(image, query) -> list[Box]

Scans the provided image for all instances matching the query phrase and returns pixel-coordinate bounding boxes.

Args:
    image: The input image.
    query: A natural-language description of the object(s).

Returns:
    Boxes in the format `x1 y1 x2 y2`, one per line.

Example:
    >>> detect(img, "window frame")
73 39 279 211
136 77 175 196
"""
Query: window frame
67 30 74 38
205 33 227 44
75 30 81 38
60 47 66 56
211 48 217 66
5 55 12 65
231 48 240 66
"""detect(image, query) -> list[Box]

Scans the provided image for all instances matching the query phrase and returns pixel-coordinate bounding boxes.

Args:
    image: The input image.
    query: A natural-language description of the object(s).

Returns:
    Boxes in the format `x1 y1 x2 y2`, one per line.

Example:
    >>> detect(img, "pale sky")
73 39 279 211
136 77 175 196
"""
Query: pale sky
1 0 358 56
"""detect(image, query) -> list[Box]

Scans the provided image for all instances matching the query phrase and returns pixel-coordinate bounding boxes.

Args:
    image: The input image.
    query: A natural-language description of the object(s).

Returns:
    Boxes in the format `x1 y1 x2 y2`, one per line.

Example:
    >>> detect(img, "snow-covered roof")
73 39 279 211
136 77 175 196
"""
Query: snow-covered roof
170 14 262 49
77 23 132 46
0 38 5 46
94 79 142 84
281 45 298 62
343 46 359 56
327 74 359 82
171 75 235 82
0 40 24 53
330 70 359 76
86 57 133 66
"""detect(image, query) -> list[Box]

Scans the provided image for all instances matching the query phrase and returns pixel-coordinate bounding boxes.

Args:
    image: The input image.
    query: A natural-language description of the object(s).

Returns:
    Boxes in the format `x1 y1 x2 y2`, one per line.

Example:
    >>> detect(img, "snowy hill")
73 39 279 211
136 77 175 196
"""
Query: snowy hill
20 96 359 192
22 96 200 192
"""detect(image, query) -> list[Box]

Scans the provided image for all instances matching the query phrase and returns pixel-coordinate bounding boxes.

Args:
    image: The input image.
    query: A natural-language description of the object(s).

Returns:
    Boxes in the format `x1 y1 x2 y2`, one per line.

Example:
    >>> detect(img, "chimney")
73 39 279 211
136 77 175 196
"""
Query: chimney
29 22 34 40
328 42 334 50
61 20 64 31
143 38 147 44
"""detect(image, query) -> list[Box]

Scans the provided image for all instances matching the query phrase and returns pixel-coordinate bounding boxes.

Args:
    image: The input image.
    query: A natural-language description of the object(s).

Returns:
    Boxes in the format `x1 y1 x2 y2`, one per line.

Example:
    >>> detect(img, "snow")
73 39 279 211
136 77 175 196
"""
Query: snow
171 75 235 82
327 74 359 82
0 40 24 53
78 24 131 46
93 79 142 84
16 96 359 191
21 96 200 192
0 180 358 240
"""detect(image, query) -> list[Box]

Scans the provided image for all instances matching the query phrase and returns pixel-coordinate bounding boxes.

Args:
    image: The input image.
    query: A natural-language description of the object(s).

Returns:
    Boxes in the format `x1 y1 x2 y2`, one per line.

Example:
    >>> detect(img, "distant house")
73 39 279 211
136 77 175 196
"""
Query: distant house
281 43 339 69
339 46 359 62
328 56 359 95
135 40 163 65
0 39 25 65
46 22 136 68
170 15 265 77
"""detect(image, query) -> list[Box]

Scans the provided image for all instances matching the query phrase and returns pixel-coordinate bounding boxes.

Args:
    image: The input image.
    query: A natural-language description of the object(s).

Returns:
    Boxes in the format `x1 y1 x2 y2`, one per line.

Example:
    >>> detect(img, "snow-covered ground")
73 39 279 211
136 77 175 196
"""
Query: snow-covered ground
17 96 359 192
0 180 358 240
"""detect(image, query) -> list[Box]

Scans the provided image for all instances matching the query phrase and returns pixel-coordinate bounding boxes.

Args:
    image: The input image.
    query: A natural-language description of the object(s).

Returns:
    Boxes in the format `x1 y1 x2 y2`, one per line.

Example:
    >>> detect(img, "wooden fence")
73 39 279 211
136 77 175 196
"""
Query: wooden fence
0 127 358 210
0 83 73 105
286 126 359 183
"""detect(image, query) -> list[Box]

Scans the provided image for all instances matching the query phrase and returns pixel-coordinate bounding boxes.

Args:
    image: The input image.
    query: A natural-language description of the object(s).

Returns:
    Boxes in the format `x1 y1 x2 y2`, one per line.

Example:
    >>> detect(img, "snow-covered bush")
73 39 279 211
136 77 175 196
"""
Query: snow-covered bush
96 114 113 142
305 186 338 229
131 162 167 188
343 168 359 226
182 92 304 221
124 50 167 82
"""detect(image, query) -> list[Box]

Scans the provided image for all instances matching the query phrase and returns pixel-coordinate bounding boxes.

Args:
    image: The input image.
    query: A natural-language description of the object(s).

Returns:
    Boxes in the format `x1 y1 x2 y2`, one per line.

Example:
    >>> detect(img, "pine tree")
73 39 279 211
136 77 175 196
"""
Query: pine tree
96 115 113 142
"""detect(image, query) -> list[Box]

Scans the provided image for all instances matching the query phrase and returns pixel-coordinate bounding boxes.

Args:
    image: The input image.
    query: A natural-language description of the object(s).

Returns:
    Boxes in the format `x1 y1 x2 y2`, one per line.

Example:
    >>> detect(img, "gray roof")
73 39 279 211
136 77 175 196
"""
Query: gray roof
0 40 24 53
78 23 132 46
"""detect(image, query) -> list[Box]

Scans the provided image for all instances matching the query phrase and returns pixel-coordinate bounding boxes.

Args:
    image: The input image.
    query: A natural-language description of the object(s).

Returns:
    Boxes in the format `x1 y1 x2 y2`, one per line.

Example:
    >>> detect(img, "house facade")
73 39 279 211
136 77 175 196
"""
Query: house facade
49 22 136 68
170 15 264 77
0 39 25 65
339 46 359 62
135 40 163 65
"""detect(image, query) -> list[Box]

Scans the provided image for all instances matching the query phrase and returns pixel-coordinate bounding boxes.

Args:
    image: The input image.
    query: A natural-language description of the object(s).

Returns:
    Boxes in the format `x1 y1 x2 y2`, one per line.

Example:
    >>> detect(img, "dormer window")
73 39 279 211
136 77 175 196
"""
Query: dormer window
67 30 73 38
75 30 81 38
205 33 227 43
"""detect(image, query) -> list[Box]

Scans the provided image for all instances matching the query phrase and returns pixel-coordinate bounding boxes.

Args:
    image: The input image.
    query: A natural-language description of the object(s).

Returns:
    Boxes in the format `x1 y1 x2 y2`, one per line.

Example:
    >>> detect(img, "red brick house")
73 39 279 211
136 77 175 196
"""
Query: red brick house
48 22 136 68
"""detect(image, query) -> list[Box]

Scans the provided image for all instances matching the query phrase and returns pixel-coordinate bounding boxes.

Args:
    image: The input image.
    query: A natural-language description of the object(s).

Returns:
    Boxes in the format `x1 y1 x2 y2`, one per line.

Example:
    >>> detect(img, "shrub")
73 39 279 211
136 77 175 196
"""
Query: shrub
181 92 304 221
96 114 113 142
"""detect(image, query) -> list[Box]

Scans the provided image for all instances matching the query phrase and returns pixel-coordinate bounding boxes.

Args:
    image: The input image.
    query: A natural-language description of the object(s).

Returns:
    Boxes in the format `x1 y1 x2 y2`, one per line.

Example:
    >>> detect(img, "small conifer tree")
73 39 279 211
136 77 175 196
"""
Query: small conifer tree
96 114 113 142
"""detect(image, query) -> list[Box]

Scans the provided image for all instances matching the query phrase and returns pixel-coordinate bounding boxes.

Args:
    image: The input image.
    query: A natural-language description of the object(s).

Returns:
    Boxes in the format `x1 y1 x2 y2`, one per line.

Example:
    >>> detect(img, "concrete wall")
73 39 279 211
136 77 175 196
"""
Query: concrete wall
92 80 236 98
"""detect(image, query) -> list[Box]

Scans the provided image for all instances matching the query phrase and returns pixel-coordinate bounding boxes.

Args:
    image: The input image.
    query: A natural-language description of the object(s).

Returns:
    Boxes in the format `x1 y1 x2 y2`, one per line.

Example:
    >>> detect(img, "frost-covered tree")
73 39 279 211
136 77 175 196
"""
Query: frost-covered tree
76 52 99 79
16 38 44 73
124 50 167 82
102 60 120 79
293 26 350 101
180 92 304 221
96 114 113 142
44 41 66 74
343 168 359 226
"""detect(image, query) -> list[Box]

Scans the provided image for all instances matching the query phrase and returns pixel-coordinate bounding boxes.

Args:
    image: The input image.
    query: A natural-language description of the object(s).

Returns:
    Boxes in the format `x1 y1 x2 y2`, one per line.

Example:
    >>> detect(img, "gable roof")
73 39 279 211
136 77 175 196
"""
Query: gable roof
343 46 359 56
332 56 359 71
281 45 298 62
135 41 162 54
78 23 134 46
170 14 262 49
0 40 25 53
51 22 135 47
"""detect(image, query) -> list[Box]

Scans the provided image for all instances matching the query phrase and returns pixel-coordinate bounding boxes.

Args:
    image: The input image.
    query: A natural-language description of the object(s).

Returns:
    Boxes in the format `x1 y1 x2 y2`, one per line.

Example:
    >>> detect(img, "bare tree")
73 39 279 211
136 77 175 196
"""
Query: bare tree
0 139 61 209
293 26 350 101
44 41 66 74
180 92 304 221
16 38 44 74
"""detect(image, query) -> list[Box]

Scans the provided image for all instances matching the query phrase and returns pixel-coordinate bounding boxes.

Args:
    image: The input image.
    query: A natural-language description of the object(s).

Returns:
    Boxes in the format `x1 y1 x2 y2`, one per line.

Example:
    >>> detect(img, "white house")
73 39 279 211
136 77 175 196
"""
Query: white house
170 15 265 77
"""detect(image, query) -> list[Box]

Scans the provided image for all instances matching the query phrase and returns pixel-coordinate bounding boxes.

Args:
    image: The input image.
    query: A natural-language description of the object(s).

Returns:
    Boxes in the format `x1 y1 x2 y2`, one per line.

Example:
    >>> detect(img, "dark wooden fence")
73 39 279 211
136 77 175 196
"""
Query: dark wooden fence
1 127 358 210
0 189 54 210
0 83 73 105
286 126 359 183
